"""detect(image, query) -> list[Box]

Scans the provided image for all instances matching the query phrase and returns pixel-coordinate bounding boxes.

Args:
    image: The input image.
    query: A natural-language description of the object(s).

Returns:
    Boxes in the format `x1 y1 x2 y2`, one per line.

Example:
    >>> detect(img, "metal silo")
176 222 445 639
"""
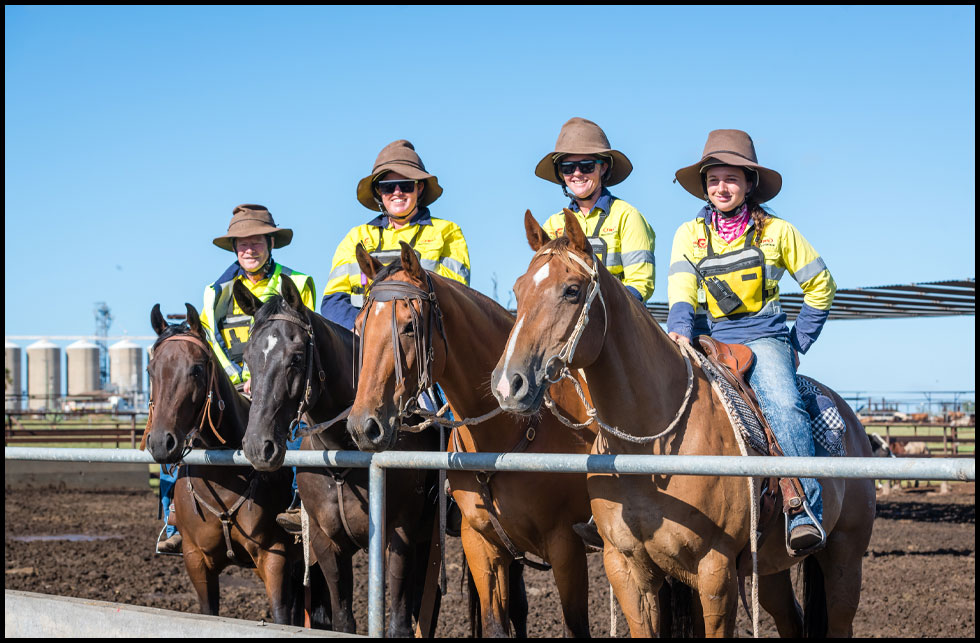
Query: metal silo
27 339 62 411
109 339 143 394
5 340 23 411
66 340 101 396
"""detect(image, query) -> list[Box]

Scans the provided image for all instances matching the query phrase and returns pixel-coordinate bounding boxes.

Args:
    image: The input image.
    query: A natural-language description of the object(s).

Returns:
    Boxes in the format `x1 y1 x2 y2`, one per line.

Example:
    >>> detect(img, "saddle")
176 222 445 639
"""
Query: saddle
696 336 807 525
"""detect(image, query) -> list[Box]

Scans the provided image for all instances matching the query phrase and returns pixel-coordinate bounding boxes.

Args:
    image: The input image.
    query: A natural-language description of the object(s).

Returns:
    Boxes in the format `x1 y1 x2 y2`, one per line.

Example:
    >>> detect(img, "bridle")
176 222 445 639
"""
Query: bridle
357 272 449 424
262 311 326 439
141 332 227 458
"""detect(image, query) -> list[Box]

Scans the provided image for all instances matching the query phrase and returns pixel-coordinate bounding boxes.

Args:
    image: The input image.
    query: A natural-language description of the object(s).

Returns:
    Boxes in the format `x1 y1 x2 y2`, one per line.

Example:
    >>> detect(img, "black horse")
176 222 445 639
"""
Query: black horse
233 277 442 637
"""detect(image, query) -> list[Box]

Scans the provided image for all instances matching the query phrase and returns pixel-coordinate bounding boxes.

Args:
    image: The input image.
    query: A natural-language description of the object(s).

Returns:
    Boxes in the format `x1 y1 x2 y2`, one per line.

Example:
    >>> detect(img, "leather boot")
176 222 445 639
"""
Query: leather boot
789 523 823 553
277 507 303 535
446 498 462 538
572 518 604 553
156 532 182 554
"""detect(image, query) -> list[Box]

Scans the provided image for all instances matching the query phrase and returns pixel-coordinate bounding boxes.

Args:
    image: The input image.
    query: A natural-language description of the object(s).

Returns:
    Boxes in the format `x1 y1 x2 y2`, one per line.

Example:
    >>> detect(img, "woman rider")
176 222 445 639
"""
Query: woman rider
321 139 470 327
667 129 836 554
156 204 316 553
534 117 656 303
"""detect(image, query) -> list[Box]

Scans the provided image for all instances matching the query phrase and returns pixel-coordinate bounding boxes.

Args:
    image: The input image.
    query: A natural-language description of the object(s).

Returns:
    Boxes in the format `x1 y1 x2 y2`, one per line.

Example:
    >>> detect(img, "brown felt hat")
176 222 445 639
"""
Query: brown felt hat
356 139 443 211
212 204 293 252
674 129 782 203
535 117 633 186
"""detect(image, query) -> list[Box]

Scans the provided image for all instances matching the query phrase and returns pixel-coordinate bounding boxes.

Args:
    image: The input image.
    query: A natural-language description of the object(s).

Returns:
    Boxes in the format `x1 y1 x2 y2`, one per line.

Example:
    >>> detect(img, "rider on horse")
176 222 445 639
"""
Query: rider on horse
534 117 656 303
667 129 836 554
156 204 316 553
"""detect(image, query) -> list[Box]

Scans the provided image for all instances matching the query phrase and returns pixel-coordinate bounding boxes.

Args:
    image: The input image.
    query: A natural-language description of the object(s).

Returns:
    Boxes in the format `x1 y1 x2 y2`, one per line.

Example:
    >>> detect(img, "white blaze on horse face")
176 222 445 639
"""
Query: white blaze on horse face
374 301 387 316
496 315 525 398
532 262 550 287
262 334 278 361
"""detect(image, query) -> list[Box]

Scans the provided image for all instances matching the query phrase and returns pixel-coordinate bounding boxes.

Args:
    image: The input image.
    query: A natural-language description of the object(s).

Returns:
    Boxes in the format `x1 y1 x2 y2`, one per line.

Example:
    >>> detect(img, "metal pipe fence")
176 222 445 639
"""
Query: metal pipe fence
5 446 976 638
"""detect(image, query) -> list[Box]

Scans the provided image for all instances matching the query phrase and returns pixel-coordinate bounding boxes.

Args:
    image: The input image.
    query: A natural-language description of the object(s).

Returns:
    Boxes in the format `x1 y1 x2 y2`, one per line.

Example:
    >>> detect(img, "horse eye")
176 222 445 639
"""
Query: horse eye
403 322 415 336
564 284 581 301
190 364 203 378
290 353 303 368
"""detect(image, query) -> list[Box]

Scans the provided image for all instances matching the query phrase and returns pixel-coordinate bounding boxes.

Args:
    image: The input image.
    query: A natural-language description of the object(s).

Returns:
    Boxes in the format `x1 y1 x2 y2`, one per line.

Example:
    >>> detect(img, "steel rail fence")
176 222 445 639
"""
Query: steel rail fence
5 446 976 638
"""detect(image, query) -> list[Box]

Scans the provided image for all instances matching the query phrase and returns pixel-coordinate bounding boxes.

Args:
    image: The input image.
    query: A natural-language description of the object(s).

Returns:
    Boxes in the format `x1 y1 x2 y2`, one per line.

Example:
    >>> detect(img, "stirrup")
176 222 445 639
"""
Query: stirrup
784 501 827 557
155 524 182 557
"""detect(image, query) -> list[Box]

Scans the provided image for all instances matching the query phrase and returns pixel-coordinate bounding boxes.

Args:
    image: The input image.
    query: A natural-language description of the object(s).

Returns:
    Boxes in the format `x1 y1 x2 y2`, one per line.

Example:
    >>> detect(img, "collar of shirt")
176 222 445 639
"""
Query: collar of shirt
366 205 434 229
696 205 756 235
568 188 615 215
213 258 276 287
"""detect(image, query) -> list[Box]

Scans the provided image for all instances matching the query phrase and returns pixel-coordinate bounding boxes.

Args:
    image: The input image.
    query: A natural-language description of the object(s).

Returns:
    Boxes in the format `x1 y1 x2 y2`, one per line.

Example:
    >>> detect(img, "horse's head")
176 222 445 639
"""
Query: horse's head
234 276 316 471
145 303 225 463
347 242 448 452
492 210 608 414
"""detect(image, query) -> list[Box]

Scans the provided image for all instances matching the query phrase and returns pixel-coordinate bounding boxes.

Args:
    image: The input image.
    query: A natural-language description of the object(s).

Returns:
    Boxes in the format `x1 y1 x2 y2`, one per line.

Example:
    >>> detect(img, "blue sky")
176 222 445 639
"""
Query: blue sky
4 6 975 395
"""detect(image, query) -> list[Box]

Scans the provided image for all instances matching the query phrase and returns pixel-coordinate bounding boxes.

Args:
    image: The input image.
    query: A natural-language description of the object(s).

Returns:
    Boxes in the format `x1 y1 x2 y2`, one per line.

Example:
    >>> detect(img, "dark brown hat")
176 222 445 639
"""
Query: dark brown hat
212 204 293 252
675 129 782 202
535 117 633 186
356 140 443 211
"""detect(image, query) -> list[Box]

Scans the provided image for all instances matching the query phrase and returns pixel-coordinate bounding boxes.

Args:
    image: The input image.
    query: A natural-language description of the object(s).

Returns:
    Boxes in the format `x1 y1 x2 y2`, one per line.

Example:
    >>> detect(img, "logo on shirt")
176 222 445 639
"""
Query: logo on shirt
601 227 615 234
696 238 707 249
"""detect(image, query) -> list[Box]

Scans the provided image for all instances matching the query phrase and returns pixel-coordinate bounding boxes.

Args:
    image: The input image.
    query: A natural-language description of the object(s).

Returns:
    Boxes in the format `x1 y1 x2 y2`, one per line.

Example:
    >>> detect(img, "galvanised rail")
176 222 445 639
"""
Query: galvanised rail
6 446 976 638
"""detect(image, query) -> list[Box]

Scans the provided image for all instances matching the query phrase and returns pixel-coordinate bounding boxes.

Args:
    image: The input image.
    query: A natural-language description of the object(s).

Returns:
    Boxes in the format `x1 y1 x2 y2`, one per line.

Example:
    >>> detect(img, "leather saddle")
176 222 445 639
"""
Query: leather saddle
696 336 807 522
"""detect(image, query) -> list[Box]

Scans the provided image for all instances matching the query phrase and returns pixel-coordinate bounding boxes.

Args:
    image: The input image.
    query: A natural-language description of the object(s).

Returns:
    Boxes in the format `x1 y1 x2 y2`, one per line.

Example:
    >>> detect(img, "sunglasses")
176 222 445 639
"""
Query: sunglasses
376 179 418 195
559 159 603 175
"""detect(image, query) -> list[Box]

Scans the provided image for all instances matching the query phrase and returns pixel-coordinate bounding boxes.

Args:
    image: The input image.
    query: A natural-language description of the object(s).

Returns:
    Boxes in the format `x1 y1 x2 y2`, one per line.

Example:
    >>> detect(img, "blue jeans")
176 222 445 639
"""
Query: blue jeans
160 465 178 538
287 432 302 498
745 336 823 531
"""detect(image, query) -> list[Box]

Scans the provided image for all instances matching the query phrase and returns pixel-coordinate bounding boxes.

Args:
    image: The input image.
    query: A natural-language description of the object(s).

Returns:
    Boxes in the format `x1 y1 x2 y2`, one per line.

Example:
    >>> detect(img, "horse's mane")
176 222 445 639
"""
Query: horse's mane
151 322 195 351
252 294 291 327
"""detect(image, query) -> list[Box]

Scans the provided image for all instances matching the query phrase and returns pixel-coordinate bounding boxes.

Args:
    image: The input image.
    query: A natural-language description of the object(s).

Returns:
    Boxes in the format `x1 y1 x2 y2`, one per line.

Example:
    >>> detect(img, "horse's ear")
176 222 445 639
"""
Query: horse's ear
356 243 383 281
232 279 263 317
562 208 590 254
525 209 551 252
400 241 425 281
184 303 203 335
150 304 168 336
280 273 304 312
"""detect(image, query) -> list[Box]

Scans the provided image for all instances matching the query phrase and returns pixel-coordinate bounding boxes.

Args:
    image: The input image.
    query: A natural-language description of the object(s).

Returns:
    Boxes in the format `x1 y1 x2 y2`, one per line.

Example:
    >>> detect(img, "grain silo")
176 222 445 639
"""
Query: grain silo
5 340 23 411
109 339 143 394
66 340 101 396
27 339 62 411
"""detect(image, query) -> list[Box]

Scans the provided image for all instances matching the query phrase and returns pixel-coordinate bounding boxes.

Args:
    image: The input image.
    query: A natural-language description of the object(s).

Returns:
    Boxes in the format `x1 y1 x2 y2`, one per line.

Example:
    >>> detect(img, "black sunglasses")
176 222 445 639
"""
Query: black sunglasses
376 179 418 195
559 159 603 175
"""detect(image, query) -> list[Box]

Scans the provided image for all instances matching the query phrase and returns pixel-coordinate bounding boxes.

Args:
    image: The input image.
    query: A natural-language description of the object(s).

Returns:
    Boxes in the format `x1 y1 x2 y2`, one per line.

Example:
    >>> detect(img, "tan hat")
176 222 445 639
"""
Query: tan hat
535 117 633 186
356 140 443 211
212 204 293 252
674 129 782 202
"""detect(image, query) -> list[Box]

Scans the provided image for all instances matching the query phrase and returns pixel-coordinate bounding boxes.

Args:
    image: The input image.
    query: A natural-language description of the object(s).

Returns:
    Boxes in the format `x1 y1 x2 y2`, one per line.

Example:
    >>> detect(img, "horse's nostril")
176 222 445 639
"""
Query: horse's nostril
364 418 383 444
511 373 526 396
165 432 177 453
262 440 277 462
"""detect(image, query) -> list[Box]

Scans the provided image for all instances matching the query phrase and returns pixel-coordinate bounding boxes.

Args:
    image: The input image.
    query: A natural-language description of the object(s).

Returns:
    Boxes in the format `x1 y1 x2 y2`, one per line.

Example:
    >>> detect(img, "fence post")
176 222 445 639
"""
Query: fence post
130 414 137 449
368 460 386 639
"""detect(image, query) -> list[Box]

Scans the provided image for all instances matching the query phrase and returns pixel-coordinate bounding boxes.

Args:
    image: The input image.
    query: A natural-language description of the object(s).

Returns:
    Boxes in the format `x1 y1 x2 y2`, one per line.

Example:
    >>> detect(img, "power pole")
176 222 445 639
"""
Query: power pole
94 302 112 389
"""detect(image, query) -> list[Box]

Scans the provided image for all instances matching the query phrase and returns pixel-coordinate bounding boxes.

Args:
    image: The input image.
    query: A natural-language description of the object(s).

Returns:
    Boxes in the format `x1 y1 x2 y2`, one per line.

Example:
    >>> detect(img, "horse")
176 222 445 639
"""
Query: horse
490 210 877 637
345 241 599 638
144 303 327 627
232 276 442 637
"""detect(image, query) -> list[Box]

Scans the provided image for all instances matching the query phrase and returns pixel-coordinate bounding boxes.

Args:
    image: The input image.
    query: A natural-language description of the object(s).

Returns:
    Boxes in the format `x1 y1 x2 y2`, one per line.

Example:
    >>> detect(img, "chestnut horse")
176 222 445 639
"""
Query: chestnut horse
144 303 327 626
232 277 441 637
346 241 599 638
491 211 876 638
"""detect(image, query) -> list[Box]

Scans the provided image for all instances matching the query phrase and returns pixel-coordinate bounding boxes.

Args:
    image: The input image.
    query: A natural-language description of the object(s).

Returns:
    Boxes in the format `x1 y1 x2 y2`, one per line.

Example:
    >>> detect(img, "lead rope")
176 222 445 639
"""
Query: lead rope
678 341 759 638
301 501 311 587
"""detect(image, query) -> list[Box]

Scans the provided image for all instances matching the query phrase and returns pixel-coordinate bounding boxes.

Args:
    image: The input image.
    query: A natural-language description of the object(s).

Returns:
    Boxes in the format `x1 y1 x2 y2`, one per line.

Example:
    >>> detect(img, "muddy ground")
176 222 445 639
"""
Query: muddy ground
5 481 975 637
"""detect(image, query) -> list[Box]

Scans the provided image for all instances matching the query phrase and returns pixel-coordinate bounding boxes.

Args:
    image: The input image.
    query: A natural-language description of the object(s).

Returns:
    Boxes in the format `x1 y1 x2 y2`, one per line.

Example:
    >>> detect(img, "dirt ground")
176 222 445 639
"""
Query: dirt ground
5 481 975 637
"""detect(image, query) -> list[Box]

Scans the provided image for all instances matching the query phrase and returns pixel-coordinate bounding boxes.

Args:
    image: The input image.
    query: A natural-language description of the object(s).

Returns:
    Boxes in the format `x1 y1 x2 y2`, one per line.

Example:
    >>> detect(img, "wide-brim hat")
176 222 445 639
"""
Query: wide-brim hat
212 204 293 251
535 117 633 186
675 129 782 202
356 139 443 211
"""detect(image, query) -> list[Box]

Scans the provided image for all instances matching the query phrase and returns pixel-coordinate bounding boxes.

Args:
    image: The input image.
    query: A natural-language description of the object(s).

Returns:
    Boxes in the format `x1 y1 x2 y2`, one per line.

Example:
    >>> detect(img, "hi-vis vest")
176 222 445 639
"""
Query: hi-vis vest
324 212 471 308
542 195 656 301
695 218 772 319
201 263 316 385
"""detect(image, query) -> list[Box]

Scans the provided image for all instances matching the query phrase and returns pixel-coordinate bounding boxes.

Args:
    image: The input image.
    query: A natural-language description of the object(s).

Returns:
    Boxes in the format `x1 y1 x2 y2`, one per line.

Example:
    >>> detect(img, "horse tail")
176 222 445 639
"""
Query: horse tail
802 556 828 637
658 576 695 637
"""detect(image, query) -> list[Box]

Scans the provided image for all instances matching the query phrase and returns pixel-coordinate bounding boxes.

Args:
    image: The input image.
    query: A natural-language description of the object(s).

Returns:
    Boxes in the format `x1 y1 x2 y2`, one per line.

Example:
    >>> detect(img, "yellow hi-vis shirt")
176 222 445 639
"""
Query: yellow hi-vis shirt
201 262 316 385
542 192 656 301
323 210 470 308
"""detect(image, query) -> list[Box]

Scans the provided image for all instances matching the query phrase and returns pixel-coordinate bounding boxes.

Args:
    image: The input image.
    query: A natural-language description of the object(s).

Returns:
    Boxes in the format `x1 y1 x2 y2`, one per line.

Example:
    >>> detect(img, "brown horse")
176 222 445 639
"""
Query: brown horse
490 211 876 637
346 241 599 638
232 277 442 637
144 303 327 626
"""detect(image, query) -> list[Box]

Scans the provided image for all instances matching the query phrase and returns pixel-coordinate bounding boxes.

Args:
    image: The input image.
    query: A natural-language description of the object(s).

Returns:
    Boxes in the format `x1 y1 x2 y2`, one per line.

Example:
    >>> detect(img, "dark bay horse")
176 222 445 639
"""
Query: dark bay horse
144 303 326 626
232 276 441 637
346 241 599 638
491 211 876 637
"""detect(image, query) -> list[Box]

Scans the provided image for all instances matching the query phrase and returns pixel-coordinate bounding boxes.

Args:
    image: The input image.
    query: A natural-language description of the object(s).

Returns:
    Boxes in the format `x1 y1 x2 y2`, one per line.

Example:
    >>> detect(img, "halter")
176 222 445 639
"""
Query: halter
358 272 449 424
264 311 327 439
141 332 227 459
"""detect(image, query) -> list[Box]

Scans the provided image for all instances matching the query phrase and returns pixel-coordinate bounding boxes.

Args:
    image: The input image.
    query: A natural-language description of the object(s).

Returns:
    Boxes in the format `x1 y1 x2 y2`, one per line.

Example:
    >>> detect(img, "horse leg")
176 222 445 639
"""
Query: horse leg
813 540 864 637
182 544 220 616
385 520 419 638
547 533 591 637
601 545 660 637
695 550 737 637
461 523 512 637
757 570 803 637
508 560 529 637
254 547 294 625
310 528 356 633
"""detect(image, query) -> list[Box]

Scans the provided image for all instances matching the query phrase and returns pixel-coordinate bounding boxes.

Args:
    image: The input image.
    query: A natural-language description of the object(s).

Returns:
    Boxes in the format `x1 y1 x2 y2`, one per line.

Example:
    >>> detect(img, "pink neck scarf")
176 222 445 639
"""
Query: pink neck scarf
712 204 751 243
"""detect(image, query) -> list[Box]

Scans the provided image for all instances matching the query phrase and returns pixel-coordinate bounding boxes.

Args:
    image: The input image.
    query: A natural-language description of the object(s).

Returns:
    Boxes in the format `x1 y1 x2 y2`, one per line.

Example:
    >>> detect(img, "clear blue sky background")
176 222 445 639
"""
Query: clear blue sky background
5 6 975 396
